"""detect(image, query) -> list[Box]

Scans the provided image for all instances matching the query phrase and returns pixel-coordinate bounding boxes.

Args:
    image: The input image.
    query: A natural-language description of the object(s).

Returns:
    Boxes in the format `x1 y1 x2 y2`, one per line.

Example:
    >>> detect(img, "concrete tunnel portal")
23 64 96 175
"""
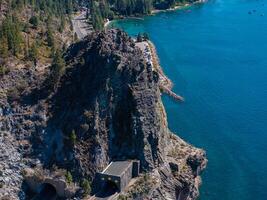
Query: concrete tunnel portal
94 160 140 198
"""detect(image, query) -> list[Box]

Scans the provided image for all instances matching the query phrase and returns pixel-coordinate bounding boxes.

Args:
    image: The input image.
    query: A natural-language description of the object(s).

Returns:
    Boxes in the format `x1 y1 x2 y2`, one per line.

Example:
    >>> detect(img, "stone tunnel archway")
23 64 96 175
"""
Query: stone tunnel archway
23 168 77 199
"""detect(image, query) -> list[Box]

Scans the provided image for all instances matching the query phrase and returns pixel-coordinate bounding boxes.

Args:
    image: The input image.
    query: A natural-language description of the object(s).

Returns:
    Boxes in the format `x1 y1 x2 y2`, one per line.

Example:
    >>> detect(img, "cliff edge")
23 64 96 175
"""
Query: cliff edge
0 29 206 200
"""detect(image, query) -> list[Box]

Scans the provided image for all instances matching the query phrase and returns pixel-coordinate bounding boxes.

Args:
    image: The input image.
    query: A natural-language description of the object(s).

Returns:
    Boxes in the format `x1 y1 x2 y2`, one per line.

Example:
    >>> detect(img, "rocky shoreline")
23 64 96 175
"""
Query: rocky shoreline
105 0 207 28
135 39 184 102
151 0 207 14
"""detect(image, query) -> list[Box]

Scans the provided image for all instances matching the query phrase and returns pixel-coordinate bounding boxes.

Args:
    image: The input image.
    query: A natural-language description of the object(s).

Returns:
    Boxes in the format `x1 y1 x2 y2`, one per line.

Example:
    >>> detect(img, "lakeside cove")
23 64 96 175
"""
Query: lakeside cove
111 0 267 199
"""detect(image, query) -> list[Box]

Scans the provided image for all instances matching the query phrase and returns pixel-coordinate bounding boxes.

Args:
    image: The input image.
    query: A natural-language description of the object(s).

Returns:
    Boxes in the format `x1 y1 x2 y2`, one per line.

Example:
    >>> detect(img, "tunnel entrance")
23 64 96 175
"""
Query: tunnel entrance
31 183 57 200
95 180 119 198
104 180 119 192
94 160 140 198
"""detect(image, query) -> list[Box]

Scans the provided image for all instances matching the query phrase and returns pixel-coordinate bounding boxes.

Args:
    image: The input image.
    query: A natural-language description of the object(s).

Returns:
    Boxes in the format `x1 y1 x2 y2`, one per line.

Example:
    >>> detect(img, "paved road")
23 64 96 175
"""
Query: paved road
90 192 119 200
72 11 93 40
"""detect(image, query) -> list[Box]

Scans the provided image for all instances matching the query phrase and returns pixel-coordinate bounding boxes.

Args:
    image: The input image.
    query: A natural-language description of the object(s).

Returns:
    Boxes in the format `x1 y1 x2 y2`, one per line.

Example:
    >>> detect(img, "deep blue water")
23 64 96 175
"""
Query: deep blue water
112 0 267 199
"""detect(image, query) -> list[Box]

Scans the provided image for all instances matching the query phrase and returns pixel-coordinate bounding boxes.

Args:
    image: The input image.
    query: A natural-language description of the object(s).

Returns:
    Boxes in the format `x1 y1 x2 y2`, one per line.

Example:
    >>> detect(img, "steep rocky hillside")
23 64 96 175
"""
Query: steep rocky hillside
0 29 206 199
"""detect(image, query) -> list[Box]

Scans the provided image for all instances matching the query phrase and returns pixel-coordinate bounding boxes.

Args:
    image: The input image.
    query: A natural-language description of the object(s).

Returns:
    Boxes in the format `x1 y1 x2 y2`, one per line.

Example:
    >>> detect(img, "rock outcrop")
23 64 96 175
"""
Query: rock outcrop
0 29 206 199
0 67 48 199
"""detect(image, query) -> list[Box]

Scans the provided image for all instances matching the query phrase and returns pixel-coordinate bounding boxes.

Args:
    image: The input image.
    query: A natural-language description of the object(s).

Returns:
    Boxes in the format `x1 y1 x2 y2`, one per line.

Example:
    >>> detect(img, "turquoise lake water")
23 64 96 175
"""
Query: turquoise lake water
111 0 267 199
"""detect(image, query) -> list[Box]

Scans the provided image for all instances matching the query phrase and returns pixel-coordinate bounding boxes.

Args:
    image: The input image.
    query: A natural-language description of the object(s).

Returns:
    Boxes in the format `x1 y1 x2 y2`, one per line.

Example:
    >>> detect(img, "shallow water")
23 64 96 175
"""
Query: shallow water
112 0 267 199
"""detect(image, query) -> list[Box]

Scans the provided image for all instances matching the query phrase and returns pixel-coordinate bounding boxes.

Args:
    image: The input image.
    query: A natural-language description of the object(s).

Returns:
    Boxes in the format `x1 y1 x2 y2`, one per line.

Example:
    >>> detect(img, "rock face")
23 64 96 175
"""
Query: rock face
0 68 48 200
49 29 168 173
0 29 207 199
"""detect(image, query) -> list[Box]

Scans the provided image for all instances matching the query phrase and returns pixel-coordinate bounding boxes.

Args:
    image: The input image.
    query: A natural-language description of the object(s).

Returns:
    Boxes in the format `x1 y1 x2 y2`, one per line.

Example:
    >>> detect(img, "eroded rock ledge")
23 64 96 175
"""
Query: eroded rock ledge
0 29 206 200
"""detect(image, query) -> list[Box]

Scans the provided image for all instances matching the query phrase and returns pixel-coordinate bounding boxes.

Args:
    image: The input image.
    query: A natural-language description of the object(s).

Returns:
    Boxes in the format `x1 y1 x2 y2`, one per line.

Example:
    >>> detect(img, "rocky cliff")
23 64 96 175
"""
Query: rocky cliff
0 29 206 200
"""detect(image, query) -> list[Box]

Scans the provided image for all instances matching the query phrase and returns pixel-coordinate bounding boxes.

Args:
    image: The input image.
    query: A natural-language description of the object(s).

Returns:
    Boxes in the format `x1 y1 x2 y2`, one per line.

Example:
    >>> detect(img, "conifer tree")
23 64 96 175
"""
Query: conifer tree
0 0 3 11
29 16 39 29
91 1 104 30
0 37 8 58
50 50 65 88
29 42 38 66
47 26 55 48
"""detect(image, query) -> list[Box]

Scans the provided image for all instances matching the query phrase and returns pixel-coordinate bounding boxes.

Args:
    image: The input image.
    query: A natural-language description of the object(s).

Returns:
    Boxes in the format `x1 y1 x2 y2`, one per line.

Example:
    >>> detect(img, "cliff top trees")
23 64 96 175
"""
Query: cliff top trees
91 1 104 30
113 0 152 15
0 15 23 57
0 0 75 60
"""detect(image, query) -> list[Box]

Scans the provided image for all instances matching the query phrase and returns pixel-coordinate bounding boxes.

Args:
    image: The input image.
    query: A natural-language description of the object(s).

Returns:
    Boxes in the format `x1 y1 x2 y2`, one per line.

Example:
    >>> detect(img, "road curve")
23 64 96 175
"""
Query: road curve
72 12 93 40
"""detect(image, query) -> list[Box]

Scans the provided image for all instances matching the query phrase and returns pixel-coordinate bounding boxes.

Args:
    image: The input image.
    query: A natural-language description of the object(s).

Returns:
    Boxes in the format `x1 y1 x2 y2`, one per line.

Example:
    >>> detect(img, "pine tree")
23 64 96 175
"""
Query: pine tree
13 17 23 56
59 16 66 33
50 50 65 88
137 33 143 42
0 15 23 56
0 0 3 11
29 16 39 29
91 1 104 30
29 42 38 66
65 171 73 184
70 130 77 145
47 26 55 48
0 37 9 58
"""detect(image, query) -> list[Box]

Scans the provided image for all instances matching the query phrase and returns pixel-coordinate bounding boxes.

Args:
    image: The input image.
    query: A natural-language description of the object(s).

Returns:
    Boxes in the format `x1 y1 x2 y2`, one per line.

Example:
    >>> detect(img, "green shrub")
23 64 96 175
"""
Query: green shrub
81 179 91 196
70 130 77 145
117 194 127 200
65 171 73 184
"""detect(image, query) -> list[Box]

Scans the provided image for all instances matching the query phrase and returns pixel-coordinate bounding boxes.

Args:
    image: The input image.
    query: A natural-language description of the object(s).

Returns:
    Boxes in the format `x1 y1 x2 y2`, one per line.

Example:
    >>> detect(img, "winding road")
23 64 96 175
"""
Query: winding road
72 11 93 40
